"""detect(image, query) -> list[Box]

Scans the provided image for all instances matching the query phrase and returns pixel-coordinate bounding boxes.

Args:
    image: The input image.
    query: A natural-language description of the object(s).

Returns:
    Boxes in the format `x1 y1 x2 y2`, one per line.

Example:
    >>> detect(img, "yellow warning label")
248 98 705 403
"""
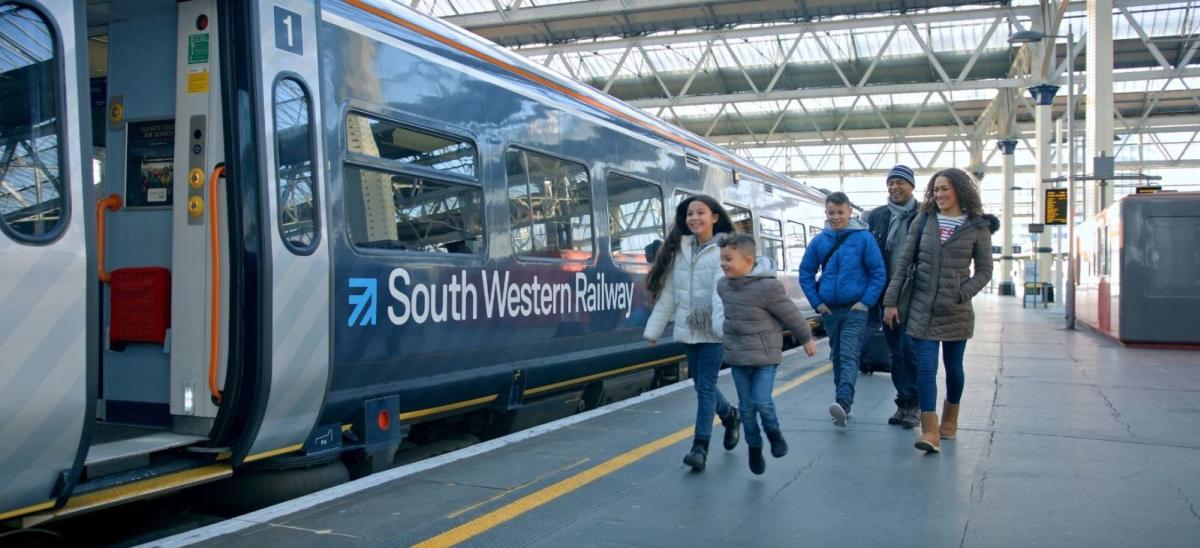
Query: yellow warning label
187 69 209 94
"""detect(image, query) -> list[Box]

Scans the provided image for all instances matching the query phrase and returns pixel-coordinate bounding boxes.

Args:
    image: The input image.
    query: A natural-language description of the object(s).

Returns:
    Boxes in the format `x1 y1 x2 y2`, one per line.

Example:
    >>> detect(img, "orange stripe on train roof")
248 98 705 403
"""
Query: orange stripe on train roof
343 0 794 188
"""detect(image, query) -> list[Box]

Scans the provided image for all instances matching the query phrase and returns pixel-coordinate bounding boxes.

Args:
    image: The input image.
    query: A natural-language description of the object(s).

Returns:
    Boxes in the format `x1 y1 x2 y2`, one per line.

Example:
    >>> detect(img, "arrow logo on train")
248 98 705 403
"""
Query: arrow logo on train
347 277 377 327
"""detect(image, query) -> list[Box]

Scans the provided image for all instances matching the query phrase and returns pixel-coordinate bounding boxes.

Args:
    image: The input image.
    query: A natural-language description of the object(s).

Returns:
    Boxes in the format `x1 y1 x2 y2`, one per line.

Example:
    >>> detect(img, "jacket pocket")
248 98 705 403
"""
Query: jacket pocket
955 271 965 304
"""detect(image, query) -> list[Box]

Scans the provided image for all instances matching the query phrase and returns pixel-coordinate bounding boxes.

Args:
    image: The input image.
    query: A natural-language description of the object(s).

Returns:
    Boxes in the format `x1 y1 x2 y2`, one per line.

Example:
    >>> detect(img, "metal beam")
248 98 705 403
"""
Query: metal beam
626 67 1200 107
507 0 1165 56
778 158 1200 178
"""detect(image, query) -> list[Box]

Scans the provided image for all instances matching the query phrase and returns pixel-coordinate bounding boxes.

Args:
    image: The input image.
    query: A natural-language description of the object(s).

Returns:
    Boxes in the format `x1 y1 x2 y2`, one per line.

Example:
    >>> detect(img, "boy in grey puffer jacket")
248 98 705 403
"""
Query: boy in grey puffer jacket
718 235 817 475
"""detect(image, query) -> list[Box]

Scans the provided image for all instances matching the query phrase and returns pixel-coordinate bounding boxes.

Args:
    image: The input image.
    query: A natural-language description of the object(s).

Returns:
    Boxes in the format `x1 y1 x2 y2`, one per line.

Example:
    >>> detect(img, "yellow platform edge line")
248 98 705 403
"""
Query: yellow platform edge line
414 362 832 547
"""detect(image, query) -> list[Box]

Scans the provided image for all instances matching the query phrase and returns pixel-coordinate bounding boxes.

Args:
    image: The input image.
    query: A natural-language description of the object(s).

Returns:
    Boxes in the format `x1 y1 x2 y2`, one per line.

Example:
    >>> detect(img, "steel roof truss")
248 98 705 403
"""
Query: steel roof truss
957 16 1003 83
601 45 634 94
722 37 761 95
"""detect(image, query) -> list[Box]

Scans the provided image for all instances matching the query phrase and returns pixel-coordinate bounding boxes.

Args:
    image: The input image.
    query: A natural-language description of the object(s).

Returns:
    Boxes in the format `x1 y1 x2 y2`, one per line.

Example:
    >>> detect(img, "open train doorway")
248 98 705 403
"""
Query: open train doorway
84 0 233 475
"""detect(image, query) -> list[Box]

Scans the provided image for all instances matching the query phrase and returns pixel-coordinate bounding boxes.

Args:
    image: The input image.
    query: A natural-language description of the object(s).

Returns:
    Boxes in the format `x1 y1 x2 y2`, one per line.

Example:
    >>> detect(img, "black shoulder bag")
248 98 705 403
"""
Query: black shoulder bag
897 213 930 325
815 232 851 291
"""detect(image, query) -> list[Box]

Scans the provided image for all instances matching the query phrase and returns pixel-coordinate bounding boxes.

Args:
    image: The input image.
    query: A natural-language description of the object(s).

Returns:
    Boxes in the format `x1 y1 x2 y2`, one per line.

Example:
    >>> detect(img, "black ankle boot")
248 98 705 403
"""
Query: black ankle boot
722 408 741 450
683 438 709 471
748 446 766 475
765 429 789 458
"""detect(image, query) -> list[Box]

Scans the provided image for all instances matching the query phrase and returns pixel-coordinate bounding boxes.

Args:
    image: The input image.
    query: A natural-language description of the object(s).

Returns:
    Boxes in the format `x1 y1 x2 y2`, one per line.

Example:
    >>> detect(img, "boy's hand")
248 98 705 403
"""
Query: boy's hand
802 340 817 357
645 337 657 346
851 302 868 312
883 306 899 327
816 304 831 315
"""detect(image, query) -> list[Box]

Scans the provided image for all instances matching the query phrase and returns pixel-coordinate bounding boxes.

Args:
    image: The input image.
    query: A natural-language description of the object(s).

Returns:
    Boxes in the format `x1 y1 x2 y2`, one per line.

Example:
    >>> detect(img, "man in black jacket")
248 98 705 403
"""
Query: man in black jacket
865 165 921 428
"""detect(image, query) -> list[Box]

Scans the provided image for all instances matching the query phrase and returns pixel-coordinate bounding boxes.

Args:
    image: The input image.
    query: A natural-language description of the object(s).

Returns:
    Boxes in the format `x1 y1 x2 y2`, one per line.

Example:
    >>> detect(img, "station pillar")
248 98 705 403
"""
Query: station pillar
998 139 1018 296
1029 83 1058 287
1087 0 1115 211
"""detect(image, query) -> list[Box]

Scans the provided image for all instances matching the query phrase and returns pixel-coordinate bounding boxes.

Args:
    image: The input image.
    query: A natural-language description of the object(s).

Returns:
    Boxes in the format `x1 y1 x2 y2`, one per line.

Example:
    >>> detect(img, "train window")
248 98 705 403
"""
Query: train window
760 217 784 271
0 5 66 243
607 173 664 263
725 204 753 234
273 78 318 253
786 221 807 271
809 224 823 241
505 148 593 260
345 112 475 177
344 166 484 254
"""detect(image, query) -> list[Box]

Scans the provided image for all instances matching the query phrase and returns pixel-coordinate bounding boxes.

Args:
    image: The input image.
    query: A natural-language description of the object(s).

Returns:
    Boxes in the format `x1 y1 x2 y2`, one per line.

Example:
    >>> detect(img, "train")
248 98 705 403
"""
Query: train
1074 191 1200 345
0 0 833 525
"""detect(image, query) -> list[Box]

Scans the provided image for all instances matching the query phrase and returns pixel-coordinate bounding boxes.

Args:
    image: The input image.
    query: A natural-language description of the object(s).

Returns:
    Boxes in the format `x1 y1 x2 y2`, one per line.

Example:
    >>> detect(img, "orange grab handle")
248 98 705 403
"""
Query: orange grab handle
208 166 225 404
97 194 123 283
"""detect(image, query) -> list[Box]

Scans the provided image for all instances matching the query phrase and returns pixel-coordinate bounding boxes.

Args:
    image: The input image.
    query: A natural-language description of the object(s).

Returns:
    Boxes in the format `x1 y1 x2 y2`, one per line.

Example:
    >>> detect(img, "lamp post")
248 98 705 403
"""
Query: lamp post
1010 28 1077 330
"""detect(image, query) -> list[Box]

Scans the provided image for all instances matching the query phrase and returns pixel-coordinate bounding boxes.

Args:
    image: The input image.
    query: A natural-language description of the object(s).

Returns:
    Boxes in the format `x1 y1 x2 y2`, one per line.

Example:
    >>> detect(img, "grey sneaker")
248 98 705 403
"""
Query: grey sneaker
888 406 906 425
900 407 921 429
829 402 847 427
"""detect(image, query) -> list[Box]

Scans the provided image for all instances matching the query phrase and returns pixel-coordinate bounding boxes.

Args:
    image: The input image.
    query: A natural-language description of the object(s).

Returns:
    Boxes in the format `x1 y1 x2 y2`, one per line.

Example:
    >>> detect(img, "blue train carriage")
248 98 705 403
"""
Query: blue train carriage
0 0 826 524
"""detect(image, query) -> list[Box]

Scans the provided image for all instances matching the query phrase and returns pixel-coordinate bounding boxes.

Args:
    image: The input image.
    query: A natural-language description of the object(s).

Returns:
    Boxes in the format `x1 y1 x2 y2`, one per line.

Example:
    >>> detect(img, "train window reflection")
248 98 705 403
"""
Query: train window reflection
786 221 807 270
345 112 475 177
607 173 663 263
760 217 784 271
725 203 753 235
0 5 66 243
273 78 318 253
345 166 484 254
505 148 593 260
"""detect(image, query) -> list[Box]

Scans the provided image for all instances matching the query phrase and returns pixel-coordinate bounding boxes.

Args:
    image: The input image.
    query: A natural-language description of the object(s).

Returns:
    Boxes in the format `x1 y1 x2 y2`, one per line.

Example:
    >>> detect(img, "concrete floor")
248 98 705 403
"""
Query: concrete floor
178 296 1200 548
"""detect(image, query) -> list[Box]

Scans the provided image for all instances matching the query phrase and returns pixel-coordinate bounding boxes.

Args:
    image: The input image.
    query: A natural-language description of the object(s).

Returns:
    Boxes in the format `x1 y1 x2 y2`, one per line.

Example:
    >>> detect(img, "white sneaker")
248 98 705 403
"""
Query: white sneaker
829 402 847 427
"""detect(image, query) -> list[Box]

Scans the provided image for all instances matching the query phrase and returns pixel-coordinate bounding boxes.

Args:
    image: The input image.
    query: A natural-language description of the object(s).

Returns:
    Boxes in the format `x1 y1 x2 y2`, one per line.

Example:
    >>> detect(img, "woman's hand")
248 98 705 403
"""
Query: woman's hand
646 337 657 346
802 340 817 357
883 306 899 327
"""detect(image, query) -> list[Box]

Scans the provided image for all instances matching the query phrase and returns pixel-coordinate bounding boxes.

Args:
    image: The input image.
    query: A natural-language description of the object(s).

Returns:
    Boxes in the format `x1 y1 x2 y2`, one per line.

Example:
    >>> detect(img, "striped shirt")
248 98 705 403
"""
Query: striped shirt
937 213 967 243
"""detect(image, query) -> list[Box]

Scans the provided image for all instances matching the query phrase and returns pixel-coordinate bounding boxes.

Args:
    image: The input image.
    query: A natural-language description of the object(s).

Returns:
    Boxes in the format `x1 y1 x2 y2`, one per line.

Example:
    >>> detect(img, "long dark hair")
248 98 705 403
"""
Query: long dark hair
922 168 985 218
645 194 735 300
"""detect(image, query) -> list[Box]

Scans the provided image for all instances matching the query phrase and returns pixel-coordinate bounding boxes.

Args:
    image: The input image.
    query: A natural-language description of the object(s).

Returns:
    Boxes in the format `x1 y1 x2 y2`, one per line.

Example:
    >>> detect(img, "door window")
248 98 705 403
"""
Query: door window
273 78 318 253
0 5 66 242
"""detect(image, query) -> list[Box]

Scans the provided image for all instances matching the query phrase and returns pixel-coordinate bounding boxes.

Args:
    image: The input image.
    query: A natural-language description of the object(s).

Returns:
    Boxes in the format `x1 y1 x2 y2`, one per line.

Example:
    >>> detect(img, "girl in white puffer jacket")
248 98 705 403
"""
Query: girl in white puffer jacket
644 194 741 472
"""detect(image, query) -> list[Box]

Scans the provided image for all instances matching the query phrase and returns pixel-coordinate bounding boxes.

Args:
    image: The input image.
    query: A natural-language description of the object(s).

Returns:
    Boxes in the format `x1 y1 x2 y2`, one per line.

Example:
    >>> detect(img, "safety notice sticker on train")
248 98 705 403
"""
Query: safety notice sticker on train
187 68 209 94
188 34 209 64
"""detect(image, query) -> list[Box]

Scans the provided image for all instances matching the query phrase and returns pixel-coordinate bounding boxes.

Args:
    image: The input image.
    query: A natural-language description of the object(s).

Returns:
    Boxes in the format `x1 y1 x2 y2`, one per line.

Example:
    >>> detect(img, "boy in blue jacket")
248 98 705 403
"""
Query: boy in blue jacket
799 192 887 427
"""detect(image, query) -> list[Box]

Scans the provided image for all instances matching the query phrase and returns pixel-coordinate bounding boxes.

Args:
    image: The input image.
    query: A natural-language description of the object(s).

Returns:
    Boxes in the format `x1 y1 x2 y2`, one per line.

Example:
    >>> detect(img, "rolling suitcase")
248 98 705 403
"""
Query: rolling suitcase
860 326 891 375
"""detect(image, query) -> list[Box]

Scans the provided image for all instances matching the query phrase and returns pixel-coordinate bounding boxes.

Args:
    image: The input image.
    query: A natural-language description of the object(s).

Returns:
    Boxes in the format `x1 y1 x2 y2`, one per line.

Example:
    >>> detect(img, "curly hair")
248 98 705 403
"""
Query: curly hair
922 168 985 218
645 194 735 300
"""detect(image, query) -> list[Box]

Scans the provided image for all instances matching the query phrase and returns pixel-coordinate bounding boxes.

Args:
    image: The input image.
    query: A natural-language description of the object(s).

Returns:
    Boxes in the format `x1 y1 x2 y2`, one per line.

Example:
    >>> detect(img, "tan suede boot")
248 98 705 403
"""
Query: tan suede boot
914 412 941 453
940 401 960 440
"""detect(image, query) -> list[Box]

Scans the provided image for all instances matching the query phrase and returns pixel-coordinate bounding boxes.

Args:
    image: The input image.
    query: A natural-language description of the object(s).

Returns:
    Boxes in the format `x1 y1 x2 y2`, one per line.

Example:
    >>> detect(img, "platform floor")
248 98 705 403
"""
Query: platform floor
158 296 1200 548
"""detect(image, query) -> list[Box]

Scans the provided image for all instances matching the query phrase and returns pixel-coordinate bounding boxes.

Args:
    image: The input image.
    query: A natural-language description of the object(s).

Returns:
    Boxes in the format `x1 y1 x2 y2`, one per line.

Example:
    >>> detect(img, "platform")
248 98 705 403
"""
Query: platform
153 296 1200 547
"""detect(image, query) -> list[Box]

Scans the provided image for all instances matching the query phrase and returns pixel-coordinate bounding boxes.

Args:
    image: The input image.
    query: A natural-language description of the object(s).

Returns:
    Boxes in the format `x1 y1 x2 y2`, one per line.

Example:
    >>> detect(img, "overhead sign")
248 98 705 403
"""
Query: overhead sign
1045 188 1068 225
1028 223 1044 234
1136 185 1162 194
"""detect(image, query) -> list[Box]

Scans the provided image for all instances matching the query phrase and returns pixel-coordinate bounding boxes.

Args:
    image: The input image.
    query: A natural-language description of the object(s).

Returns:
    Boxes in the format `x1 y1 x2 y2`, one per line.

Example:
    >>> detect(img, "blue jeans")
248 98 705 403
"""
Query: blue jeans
911 338 967 412
885 322 918 407
686 343 734 441
826 306 868 411
731 365 779 448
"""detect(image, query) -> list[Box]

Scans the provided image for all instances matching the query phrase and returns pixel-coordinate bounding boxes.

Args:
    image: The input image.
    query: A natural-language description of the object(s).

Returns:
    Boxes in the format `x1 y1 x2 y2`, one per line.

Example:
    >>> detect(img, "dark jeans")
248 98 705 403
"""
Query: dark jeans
730 365 779 448
825 306 868 411
885 322 918 407
911 338 967 412
686 343 734 441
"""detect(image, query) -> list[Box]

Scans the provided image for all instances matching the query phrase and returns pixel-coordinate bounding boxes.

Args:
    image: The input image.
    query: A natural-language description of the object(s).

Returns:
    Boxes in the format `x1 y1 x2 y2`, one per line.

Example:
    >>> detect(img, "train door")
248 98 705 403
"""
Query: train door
234 0 331 462
78 0 230 479
0 0 92 518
